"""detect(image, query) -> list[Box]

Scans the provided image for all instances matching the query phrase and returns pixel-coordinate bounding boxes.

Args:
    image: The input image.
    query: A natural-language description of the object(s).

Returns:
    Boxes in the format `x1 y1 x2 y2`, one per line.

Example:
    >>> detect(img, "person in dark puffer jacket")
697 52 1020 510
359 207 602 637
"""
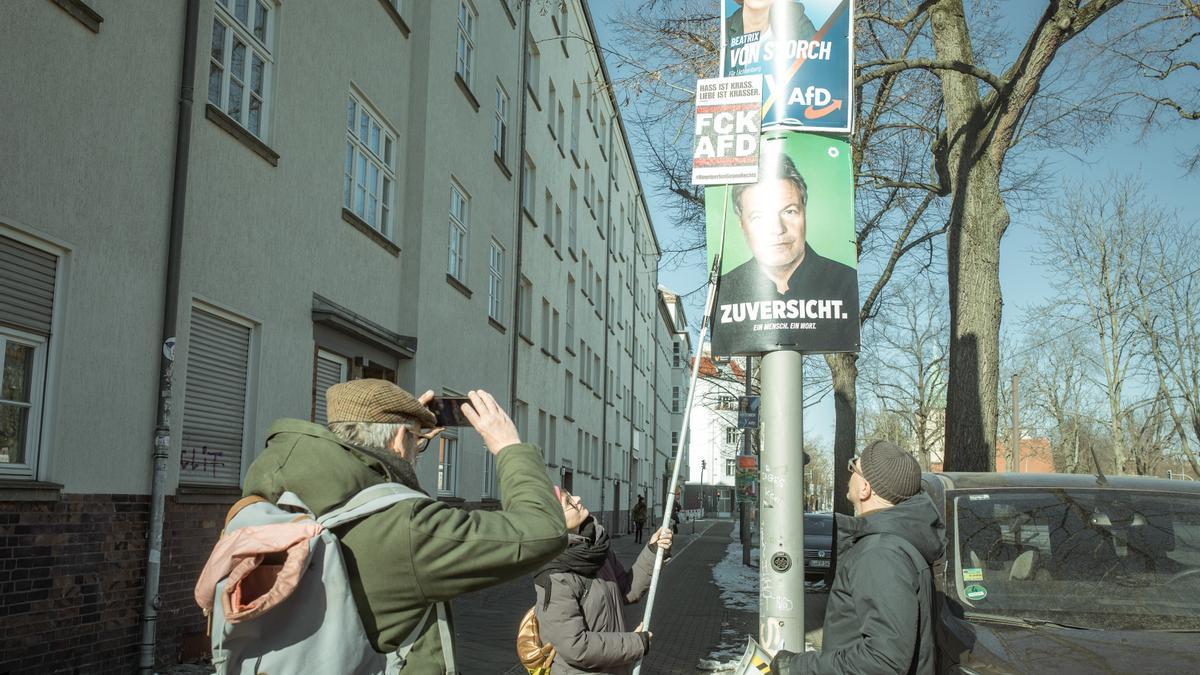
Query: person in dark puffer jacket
532 487 673 674
773 440 945 675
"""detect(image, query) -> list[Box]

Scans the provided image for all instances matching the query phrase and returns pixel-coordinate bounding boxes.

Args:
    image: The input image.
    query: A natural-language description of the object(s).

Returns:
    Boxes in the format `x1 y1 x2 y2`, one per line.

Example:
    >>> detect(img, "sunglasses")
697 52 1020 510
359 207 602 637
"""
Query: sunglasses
413 428 441 455
847 456 861 477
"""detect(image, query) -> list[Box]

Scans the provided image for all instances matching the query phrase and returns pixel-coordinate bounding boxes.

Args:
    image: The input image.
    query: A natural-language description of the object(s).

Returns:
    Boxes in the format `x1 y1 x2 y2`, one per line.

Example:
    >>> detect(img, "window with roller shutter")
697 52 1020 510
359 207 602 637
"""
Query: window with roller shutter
0 233 58 477
311 348 348 425
180 305 254 486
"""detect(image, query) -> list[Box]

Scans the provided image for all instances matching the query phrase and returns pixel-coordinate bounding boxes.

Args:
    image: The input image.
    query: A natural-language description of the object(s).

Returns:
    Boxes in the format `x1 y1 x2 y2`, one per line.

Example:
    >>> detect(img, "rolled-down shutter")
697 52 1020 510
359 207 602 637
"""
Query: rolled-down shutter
311 350 348 425
180 307 251 486
0 234 57 335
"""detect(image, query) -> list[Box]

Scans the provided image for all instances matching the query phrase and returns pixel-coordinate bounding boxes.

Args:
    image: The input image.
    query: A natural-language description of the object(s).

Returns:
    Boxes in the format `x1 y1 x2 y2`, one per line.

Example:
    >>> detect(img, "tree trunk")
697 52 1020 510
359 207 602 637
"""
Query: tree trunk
827 352 858 515
931 0 1006 472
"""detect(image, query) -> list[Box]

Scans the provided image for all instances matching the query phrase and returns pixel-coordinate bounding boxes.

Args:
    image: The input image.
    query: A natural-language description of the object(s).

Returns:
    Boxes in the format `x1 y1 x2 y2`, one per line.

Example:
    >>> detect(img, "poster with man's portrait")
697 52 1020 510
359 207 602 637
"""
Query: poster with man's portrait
719 0 854 133
706 133 860 356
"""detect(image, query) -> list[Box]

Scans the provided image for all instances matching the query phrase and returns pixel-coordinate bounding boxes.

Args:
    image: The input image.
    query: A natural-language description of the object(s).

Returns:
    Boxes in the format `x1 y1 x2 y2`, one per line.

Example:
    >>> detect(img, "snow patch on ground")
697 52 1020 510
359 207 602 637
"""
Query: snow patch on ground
710 542 759 612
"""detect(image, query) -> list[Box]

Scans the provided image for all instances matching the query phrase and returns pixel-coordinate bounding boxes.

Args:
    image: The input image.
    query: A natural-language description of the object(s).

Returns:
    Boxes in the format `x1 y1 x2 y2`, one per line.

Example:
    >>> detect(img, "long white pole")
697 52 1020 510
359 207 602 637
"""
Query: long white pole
632 186 730 674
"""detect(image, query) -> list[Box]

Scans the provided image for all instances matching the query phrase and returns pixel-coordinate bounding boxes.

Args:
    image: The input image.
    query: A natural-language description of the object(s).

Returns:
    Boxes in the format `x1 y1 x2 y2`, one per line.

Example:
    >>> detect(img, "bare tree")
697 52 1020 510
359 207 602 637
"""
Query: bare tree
1128 218 1200 476
859 277 949 470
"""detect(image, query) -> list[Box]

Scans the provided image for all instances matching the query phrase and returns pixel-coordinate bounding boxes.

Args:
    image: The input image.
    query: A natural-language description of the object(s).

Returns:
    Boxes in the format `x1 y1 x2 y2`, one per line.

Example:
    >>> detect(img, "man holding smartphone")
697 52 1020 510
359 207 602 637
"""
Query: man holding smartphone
242 380 567 673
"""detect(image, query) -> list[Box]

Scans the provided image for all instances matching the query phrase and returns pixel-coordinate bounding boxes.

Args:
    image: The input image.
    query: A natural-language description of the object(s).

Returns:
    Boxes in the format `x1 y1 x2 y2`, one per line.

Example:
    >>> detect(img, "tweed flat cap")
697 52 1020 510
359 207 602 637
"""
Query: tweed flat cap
326 379 437 428
860 439 922 504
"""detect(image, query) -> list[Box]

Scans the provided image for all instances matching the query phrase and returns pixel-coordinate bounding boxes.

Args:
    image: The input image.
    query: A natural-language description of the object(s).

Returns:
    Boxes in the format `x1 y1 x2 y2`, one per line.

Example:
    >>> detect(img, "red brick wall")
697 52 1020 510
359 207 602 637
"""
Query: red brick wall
0 494 149 673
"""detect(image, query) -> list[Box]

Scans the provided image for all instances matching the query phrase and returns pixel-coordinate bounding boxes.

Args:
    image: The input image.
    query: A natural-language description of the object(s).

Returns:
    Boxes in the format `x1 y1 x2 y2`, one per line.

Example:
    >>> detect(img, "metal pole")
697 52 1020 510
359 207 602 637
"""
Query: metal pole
759 351 805 653
740 356 753 566
1011 373 1020 472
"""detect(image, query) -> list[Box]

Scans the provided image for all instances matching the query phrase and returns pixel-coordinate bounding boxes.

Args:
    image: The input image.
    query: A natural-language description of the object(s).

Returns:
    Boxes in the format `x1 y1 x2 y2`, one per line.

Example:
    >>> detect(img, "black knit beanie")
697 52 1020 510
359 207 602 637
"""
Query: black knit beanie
859 440 922 504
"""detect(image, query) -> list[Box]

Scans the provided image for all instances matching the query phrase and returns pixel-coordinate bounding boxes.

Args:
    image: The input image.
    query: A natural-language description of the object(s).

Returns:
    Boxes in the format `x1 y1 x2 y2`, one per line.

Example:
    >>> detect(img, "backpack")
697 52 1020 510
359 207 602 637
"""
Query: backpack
194 483 456 674
516 605 556 675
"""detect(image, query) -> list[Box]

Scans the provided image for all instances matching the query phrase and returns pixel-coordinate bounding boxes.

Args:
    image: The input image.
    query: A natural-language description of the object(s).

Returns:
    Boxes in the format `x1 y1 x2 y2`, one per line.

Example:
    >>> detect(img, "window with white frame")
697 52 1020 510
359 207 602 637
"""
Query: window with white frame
726 458 736 476
547 80 557 136
672 341 682 367
437 434 459 495
524 35 540 97
540 298 551 348
208 0 273 138
448 182 469 282
551 308 560 357
556 101 566 150
548 414 558 465
455 0 477 87
568 180 578 254
543 191 554 241
311 348 348 425
583 163 591 206
344 92 397 236
513 399 528 440
537 409 547 454
554 204 563 250
725 427 739 445
181 305 255 486
482 449 497 498
565 371 574 419
488 240 504 322
493 83 509 161
570 84 581 156
0 233 57 476
566 275 576 345
671 431 679 453
0 330 47 472
522 154 536 214
672 386 681 413
518 277 532 337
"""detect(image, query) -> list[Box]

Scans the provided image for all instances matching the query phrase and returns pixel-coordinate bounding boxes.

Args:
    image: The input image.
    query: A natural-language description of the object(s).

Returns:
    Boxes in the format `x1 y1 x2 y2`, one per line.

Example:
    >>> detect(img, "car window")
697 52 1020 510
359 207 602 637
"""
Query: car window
950 489 1200 630
804 515 833 535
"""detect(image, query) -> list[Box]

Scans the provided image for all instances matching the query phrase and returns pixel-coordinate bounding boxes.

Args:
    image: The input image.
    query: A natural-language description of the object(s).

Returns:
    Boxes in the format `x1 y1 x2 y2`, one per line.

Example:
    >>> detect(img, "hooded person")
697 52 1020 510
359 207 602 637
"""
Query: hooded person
241 381 567 673
531 487 673 674
772 440 945 674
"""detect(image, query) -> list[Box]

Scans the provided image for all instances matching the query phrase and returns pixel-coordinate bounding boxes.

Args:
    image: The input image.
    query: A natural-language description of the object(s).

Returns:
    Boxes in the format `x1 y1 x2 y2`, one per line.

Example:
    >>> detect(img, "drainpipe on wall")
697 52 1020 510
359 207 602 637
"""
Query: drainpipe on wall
597 119 615 532
627 227 639 523
140 0 199 671
508 0 532 415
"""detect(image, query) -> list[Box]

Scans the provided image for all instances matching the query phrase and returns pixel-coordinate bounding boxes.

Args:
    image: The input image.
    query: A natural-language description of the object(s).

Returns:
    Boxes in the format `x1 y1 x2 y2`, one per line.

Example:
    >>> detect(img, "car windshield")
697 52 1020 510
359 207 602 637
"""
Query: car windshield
951 489 1200 630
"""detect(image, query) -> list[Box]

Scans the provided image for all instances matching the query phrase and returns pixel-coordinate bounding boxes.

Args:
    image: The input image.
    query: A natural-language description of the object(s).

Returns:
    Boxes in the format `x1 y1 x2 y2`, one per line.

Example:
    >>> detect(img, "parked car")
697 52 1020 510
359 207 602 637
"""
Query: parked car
924 471 1200 674
803 511 835 585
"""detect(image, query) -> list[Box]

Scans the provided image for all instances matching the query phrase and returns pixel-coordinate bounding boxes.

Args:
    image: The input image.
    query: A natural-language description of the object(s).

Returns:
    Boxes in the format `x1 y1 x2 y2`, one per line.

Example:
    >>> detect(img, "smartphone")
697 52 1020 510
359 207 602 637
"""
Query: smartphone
428 397 472 427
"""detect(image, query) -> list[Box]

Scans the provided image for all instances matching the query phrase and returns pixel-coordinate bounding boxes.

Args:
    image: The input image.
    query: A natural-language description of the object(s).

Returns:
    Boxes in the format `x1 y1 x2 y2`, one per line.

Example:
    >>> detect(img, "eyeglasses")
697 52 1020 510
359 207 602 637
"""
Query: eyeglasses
847 457 861 477
413 428 440 455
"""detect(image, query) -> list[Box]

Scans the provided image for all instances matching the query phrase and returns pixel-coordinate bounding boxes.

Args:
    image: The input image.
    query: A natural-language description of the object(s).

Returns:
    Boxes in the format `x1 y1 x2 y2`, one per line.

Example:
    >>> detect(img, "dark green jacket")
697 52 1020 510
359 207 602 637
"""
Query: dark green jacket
773 494 944 675
243 419 568 672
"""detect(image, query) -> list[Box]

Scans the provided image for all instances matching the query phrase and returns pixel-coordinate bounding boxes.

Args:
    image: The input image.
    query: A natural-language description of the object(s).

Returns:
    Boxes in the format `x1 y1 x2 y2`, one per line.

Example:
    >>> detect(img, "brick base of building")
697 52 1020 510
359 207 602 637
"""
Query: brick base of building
0 493 233 674
0 492 531 673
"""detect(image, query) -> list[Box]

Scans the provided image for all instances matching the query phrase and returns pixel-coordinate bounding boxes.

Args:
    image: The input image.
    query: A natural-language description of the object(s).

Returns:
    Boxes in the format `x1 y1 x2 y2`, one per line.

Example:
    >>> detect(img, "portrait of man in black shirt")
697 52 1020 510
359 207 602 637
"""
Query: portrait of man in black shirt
712 150 860 354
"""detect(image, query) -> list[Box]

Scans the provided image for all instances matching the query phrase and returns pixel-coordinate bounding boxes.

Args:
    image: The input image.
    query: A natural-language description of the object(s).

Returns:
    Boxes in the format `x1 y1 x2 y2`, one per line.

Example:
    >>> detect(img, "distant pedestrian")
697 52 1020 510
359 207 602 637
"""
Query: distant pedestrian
771 440 944 675
631 496 648 543
531 487 673 674
242 382 567 673
671 497 683 534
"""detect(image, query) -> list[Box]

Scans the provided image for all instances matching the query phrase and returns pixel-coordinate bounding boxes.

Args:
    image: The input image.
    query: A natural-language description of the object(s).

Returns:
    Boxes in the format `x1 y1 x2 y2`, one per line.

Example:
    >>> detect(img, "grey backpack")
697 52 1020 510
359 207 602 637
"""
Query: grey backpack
195 483 456 674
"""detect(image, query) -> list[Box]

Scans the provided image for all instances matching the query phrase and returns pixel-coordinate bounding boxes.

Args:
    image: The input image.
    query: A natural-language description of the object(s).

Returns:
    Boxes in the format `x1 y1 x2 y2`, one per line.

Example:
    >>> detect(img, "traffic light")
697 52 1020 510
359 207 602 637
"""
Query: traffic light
701 460 706 470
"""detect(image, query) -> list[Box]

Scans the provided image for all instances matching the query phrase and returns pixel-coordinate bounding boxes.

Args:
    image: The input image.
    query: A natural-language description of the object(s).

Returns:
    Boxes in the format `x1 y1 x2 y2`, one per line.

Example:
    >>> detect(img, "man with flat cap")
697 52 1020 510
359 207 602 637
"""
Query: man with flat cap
772 440 944 674
242 382 567 673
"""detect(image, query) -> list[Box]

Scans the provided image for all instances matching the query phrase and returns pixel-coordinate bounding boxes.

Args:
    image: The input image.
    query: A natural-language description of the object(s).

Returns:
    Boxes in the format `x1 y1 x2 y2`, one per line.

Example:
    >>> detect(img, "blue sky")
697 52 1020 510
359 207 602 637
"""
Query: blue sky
590 1 1199 448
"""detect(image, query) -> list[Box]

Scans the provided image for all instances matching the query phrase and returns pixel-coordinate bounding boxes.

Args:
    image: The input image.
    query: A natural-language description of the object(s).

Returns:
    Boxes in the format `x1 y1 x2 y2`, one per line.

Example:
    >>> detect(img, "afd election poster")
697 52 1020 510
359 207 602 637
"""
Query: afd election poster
706 133 860 355
692 75 763 185
719 0 853 133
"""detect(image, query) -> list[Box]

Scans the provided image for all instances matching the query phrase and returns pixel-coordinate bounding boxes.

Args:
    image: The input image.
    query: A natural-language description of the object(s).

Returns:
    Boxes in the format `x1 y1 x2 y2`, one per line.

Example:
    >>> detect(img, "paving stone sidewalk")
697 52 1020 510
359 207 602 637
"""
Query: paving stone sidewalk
452 519 736 674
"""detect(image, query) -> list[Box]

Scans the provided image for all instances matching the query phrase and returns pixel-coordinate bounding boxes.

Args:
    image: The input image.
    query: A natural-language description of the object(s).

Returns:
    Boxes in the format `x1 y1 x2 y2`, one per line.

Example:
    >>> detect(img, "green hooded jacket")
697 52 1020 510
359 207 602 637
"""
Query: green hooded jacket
242 418 568 672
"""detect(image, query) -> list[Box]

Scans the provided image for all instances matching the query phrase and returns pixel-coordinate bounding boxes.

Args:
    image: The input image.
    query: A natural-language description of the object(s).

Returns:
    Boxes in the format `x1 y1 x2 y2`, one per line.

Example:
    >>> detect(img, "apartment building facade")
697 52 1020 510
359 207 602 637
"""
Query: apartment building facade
683 351 745 517
0 0 677 670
